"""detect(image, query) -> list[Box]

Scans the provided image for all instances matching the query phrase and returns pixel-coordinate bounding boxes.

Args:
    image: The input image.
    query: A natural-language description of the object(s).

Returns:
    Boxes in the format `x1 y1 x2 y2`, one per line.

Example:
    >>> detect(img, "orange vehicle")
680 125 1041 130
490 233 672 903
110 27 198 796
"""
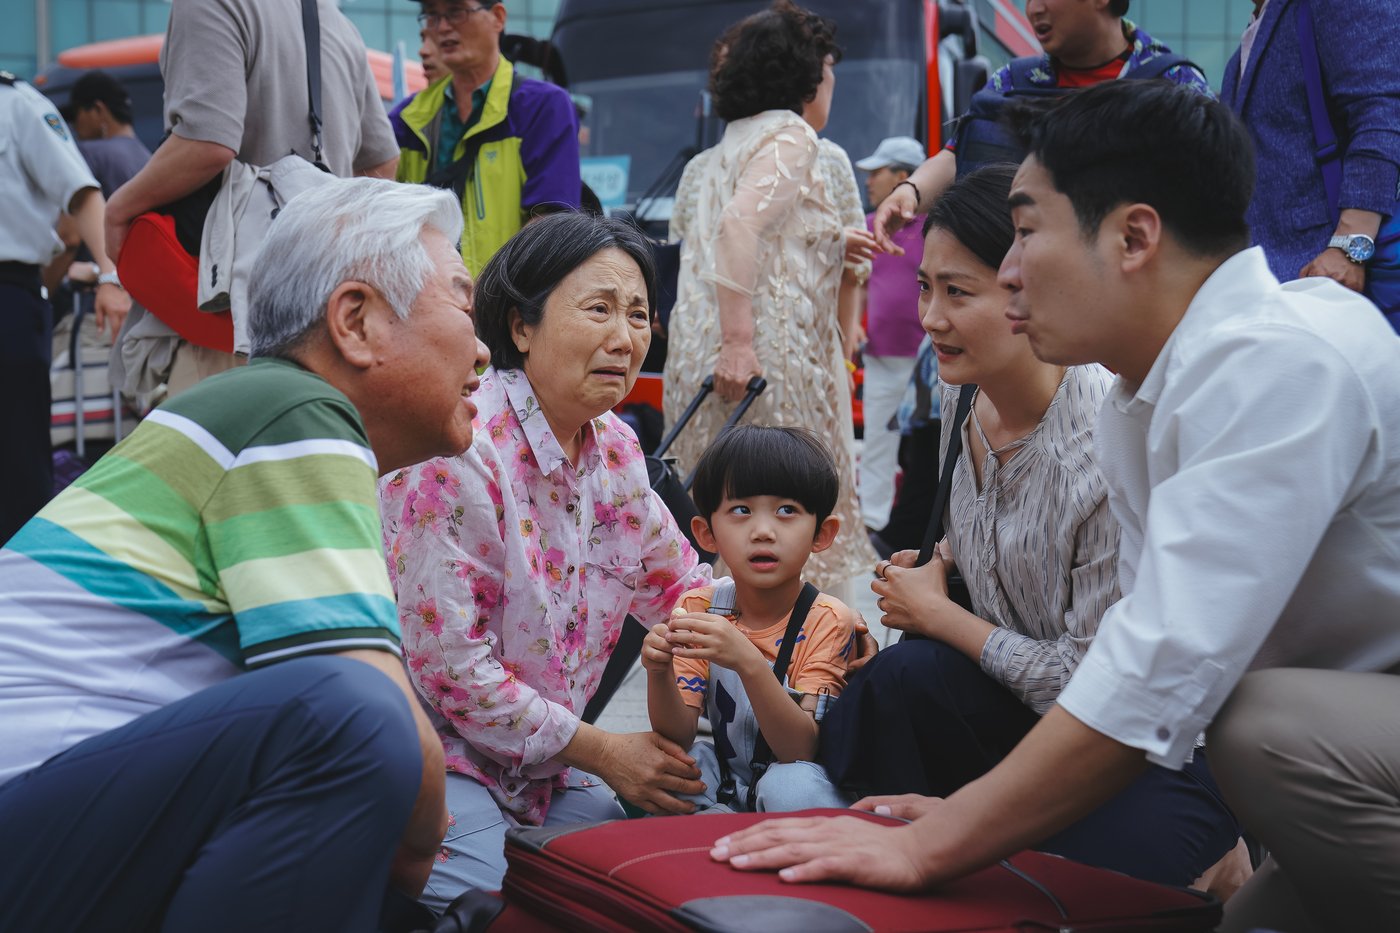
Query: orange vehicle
32 34 426 151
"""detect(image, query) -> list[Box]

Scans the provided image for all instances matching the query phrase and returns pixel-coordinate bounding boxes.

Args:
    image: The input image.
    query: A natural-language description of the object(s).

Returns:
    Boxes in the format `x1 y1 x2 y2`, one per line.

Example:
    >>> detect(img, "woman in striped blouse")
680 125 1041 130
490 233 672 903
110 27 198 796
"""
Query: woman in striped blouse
821 165 1247 894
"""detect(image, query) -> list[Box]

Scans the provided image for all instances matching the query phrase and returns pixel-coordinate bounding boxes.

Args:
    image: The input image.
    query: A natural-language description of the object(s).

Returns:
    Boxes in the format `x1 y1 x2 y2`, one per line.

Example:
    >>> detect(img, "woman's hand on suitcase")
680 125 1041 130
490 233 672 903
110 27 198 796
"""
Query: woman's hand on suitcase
713 342 763 403
851 793 942 822
710 814 930 891
594 730 706 815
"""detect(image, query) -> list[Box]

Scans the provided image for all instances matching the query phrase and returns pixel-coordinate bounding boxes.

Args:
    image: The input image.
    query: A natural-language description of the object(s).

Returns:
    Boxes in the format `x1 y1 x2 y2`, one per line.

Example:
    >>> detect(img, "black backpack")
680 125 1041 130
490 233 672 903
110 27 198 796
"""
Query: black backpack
951 51 1197 178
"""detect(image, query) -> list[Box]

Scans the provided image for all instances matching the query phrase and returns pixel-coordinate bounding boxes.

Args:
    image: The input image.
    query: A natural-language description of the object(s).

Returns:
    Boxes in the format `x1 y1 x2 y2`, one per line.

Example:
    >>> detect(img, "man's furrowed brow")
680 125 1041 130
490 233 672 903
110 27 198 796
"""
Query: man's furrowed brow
1007 191 1036 213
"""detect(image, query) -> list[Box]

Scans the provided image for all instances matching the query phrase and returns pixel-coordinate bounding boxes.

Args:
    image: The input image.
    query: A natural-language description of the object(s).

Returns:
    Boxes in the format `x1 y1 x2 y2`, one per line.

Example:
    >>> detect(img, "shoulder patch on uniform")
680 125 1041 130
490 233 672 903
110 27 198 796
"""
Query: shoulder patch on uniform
0 71 16 85
44 112 68 140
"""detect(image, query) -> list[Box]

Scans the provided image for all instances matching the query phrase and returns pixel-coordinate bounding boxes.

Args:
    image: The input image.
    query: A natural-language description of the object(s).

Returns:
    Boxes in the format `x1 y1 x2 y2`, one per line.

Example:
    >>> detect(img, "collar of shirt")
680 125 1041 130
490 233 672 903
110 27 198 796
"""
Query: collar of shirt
1030 20 1166 87
494 367 603 478
435 77 493 174
1107 246 1276 416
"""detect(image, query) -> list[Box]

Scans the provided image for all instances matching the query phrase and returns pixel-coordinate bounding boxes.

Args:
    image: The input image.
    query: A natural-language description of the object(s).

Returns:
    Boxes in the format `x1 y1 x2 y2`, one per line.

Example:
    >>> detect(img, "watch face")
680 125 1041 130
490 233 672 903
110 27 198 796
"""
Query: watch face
1348 237 1377 263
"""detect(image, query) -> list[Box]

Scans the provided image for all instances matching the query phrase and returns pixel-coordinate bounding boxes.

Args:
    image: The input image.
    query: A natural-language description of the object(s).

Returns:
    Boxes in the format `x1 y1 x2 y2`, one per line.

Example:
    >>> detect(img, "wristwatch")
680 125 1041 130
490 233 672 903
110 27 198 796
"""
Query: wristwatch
1328 233 1376 264
96 271 123 288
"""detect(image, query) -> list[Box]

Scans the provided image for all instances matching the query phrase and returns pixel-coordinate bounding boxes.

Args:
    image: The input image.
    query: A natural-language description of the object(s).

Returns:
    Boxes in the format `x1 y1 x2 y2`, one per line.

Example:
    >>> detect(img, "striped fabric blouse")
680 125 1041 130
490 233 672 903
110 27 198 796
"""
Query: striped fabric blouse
938 364 1119 714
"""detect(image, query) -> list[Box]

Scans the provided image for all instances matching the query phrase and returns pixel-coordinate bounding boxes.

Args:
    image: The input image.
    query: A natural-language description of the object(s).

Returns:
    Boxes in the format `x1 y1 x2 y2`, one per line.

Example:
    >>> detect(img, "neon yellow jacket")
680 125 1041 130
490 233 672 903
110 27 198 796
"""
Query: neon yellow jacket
393 58 580 276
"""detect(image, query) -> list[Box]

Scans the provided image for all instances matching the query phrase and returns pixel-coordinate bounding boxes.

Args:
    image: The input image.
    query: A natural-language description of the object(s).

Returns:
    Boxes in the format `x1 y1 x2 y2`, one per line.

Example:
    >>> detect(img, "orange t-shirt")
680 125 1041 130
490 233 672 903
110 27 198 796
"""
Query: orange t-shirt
670 585 857 710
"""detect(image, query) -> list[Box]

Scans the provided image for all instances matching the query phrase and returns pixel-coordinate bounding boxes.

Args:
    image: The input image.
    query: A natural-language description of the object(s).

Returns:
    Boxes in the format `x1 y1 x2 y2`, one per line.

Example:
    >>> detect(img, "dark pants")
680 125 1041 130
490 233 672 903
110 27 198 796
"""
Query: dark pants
0 656 422 933
819 639 1241 887
0 273 54 545
876 420 940 554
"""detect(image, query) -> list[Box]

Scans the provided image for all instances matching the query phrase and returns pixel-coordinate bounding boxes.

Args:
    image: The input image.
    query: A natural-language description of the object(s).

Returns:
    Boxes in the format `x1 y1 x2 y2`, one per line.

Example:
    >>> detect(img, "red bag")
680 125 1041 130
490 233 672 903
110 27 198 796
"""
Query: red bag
500 809 1221 932
117 212 234 353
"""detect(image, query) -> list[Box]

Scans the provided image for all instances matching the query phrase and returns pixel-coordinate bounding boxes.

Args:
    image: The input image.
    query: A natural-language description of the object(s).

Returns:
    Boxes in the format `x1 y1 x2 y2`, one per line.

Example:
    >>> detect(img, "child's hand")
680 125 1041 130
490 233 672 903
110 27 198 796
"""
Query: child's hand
641 623 675 674
667 612 763 675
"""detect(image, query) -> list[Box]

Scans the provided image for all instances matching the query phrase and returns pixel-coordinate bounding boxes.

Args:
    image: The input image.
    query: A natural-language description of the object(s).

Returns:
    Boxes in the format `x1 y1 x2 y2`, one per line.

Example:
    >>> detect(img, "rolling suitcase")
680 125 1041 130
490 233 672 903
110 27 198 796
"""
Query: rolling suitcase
499 809 1222 932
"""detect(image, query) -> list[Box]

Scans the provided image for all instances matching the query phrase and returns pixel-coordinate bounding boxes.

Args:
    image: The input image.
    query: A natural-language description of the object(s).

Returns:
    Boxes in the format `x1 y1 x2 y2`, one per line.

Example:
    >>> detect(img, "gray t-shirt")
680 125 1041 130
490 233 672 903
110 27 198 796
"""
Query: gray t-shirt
161 0 398 177
77 136 152 198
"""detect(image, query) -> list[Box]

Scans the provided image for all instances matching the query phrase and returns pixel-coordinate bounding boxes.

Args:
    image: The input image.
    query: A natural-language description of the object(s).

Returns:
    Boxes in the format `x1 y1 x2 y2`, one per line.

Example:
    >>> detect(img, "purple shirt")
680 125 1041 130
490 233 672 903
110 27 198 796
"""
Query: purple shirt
864 212 927 358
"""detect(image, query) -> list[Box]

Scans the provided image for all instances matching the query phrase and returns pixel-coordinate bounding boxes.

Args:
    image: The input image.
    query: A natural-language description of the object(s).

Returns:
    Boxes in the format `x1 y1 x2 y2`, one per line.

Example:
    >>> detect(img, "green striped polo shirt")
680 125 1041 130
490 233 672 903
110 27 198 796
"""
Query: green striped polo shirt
0 358 400 782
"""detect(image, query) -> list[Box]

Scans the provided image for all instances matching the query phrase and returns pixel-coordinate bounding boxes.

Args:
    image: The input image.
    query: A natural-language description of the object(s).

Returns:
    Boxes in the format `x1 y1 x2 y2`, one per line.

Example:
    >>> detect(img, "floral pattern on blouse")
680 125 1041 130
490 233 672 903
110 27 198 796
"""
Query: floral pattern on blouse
380 367 711 825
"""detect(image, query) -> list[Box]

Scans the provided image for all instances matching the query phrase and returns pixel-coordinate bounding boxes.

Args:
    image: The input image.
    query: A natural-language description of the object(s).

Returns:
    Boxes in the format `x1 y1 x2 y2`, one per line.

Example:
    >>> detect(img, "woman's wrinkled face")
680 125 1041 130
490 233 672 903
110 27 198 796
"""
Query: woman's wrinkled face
917 226 1033 386
512 247 652 427
804 55 836 132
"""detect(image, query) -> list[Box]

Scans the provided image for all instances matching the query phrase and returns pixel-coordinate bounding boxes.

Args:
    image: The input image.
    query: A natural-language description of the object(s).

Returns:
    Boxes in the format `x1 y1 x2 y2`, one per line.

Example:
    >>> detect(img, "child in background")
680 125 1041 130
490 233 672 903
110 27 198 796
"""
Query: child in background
643 425 856 813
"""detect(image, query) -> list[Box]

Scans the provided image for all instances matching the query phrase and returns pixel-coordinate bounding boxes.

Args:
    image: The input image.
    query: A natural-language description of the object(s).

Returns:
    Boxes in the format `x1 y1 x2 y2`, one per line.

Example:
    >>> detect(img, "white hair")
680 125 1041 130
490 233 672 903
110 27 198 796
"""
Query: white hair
246 177 463 358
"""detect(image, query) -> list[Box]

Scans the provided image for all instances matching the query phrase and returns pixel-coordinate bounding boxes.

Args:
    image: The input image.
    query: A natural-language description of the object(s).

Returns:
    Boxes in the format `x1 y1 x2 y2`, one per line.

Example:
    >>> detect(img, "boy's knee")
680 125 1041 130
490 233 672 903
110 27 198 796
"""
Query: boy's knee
754 761 842 813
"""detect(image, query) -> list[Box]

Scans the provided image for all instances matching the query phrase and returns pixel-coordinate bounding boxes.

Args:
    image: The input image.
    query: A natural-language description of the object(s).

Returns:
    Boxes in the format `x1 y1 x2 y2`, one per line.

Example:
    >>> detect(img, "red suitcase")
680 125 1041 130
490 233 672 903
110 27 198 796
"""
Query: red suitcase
499 809 1220 932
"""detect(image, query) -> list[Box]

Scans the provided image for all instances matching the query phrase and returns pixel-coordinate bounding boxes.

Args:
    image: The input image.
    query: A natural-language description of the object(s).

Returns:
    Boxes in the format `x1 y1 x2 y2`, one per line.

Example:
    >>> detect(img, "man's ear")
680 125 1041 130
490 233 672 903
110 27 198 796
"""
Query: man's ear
324 280 377 369
1117 203 1162 274
810 515 840 554
690 515 719 553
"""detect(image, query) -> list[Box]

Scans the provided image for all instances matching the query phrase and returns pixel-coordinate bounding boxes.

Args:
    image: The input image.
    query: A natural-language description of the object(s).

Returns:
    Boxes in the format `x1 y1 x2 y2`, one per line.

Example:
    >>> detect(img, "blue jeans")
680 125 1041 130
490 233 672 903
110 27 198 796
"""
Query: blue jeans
423 768 625 909
682 740 851 813
0 656 422 933
819 638 1242 887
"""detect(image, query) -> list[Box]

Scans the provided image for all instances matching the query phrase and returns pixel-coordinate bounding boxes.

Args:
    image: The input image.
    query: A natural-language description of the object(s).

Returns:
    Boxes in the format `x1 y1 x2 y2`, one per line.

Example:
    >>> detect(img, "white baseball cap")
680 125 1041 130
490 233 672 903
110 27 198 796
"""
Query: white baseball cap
855 136 927 172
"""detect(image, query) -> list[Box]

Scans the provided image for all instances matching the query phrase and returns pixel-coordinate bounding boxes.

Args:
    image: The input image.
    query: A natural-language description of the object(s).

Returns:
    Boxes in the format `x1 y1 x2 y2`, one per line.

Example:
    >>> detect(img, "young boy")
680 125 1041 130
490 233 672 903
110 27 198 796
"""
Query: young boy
643 425 856 813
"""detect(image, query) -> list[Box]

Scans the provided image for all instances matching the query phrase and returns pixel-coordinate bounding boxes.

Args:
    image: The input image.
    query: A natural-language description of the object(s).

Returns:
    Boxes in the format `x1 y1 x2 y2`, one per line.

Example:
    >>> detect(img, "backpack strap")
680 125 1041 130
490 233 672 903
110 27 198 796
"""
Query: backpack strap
299 0 325 167
1006 55 1047 90
1125 51 1197 82
743 582 820 810
918 383 977 566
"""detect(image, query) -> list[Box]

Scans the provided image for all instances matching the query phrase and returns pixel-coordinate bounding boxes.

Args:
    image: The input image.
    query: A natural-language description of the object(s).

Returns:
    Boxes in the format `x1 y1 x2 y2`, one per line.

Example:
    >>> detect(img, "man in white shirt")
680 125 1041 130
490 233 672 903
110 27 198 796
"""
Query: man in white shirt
711 80 1400 930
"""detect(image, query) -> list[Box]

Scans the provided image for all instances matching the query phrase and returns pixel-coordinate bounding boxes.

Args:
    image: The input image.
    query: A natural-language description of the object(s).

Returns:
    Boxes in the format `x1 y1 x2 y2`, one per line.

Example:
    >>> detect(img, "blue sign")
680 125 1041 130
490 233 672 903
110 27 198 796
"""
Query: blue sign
580 155 631 209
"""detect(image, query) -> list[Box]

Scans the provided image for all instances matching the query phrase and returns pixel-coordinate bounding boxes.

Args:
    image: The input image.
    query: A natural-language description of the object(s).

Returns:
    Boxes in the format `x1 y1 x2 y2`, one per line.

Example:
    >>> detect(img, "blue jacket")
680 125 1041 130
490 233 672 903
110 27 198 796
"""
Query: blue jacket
1221 0 1400 282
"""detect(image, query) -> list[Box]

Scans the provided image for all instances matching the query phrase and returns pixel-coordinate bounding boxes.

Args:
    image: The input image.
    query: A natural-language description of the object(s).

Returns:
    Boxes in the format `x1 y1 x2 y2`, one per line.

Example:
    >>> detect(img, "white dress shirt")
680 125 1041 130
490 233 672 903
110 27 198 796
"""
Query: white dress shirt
1058 247 1400 768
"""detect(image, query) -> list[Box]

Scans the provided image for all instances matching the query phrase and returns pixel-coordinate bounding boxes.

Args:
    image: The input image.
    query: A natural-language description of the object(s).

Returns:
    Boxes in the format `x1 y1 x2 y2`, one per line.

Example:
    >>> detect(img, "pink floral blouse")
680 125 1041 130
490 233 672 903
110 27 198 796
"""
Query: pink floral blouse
380 367 711 825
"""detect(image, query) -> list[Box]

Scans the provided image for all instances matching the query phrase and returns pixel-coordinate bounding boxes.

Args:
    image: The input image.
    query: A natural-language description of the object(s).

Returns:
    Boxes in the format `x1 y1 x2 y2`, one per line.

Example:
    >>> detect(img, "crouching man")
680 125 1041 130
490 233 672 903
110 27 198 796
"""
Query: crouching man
0 178 490 932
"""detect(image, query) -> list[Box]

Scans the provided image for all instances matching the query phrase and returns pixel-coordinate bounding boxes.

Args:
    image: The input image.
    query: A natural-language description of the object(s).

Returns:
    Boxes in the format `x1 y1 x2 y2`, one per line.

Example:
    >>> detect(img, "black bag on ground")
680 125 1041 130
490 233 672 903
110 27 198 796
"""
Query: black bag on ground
953 52 1196 178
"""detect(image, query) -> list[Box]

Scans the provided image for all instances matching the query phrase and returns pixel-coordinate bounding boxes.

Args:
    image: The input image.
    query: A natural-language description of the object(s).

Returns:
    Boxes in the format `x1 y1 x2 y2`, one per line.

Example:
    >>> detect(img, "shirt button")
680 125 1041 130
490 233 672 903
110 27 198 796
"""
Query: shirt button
566 503 575 513
1156 727 1170 741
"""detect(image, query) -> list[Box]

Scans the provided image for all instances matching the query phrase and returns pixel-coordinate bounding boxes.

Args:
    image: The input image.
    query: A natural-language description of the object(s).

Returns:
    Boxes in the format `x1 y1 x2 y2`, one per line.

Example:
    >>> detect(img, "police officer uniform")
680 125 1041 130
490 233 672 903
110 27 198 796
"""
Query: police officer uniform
0 72 102 544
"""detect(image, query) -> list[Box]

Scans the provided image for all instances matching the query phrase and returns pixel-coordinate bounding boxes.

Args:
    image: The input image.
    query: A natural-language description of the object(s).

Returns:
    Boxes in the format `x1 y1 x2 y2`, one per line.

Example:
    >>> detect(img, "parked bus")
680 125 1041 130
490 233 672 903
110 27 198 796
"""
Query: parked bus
553 0 1037 224
549 0 1038 429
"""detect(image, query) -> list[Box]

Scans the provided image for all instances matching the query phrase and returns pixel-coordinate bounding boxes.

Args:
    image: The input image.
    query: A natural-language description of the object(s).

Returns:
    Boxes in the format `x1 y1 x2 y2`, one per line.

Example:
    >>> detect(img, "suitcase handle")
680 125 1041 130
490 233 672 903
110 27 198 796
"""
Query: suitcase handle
652 375 714 459
681 376 766 491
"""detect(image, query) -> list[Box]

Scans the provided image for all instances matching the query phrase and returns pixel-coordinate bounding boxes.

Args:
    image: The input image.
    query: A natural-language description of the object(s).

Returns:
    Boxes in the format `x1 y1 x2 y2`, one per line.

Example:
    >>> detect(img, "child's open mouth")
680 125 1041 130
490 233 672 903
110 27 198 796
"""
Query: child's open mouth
748 554 780 570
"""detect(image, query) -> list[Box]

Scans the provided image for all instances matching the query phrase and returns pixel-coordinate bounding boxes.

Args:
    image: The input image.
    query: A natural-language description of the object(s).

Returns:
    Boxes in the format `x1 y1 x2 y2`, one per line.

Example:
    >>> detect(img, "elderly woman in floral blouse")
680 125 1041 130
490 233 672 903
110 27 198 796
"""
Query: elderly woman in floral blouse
379 213 711 907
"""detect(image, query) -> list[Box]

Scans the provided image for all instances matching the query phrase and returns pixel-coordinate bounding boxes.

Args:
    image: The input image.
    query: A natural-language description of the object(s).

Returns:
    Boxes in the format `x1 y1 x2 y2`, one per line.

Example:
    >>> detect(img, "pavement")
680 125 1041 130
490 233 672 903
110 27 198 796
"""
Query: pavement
592 570 893 735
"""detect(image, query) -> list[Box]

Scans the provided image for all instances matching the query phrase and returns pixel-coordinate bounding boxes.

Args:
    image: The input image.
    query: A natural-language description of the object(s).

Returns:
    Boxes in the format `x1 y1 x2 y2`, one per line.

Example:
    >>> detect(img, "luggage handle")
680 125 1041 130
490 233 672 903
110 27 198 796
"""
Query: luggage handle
654 375 768 460
680 376 767 491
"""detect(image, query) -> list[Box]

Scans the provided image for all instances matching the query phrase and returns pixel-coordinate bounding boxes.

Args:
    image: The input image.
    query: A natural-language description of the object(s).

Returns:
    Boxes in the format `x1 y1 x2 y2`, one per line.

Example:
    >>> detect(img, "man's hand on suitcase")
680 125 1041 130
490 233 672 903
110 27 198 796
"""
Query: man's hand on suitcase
710 814 929 890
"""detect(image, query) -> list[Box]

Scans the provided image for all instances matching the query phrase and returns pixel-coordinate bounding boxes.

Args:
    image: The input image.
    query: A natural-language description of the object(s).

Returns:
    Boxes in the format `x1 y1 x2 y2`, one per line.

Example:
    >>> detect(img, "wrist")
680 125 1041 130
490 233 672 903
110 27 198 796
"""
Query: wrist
893 179 921 208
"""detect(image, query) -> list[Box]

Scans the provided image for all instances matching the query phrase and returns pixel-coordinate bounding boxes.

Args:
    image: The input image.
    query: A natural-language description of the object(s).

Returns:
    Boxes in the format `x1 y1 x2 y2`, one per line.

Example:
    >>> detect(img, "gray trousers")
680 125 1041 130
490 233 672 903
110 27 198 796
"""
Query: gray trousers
422 769 625 910
1210 667 1400 932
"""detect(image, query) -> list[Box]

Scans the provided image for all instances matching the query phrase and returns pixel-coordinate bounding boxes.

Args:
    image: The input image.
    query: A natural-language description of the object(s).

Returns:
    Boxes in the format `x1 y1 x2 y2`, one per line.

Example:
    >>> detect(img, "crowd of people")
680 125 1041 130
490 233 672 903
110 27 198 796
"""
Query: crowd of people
0 0 1398 930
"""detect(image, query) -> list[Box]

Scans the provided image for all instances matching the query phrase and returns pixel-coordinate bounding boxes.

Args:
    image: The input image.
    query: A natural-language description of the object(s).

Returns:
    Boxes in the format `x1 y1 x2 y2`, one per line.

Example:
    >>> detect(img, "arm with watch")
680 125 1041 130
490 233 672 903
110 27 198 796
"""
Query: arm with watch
1301 209 1381 294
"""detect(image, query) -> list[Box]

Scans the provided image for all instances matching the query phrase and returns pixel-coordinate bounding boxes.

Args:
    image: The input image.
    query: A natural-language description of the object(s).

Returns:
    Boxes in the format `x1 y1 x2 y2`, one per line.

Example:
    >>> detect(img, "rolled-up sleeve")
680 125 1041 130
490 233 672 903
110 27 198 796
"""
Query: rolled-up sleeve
1057 327 1377 767
981 494 1118 715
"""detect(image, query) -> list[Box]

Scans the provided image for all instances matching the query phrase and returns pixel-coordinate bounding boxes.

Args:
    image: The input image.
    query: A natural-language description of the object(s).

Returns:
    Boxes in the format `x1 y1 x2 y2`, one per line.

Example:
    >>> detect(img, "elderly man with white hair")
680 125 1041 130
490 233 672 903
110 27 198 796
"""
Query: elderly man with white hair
0 178 488 932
